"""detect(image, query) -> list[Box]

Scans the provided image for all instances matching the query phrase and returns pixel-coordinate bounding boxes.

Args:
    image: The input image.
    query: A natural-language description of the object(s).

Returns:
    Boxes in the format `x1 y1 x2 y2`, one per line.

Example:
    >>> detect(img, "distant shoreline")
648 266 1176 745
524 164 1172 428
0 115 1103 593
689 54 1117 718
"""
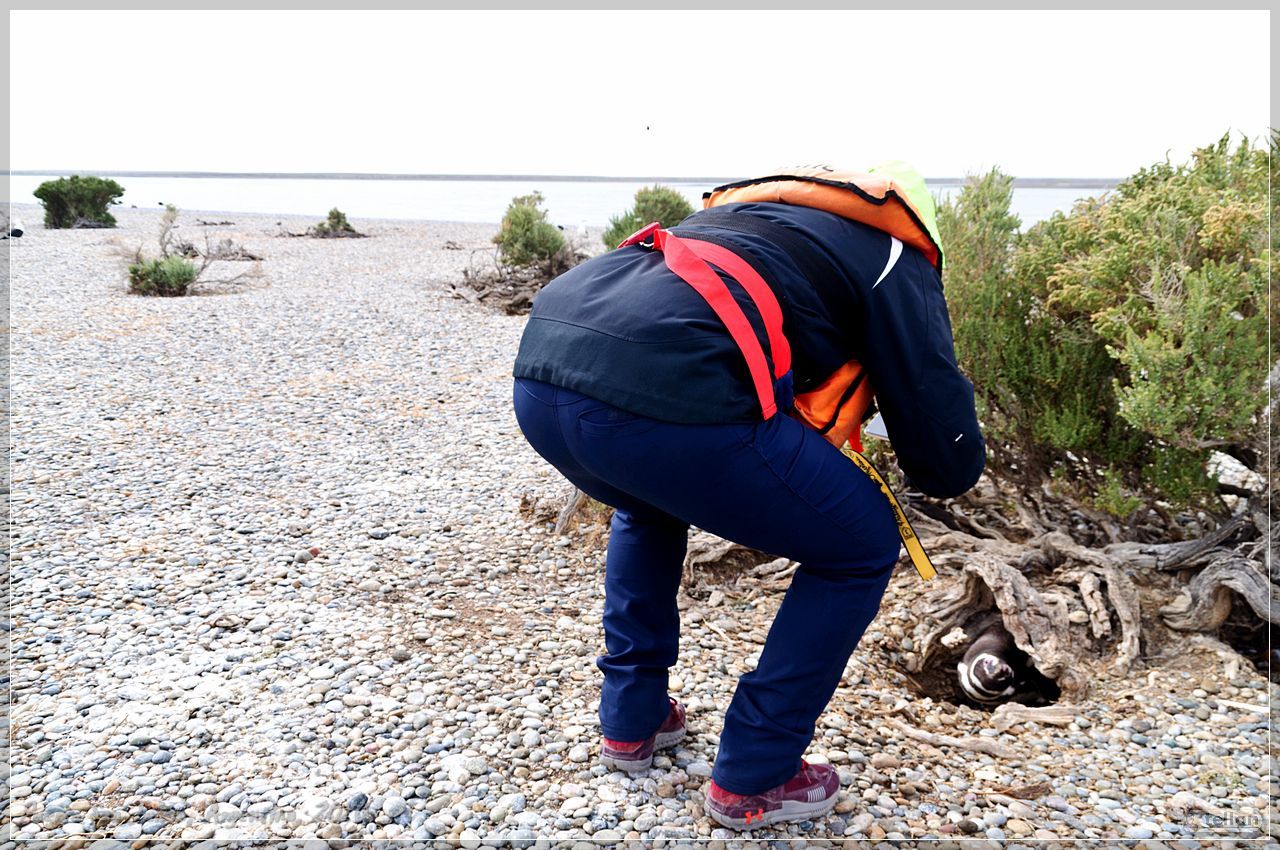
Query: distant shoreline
10 170 1121 189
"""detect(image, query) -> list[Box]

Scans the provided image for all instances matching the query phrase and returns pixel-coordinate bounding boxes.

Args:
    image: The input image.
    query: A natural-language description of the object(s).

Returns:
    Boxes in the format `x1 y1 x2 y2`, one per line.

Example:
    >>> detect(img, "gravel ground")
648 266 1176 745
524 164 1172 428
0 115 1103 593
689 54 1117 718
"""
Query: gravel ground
5 205 1276 847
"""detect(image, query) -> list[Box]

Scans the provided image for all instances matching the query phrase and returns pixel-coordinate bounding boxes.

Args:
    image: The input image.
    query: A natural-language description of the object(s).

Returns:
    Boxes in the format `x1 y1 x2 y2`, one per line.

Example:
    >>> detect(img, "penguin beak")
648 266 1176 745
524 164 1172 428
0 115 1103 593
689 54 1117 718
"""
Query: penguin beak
979 657 1014 685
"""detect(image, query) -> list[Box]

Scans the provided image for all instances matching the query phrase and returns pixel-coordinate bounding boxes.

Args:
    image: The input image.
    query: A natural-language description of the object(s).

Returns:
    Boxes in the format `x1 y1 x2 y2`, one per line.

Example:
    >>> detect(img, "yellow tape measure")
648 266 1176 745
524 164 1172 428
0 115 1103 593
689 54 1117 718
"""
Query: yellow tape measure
844 448 937 581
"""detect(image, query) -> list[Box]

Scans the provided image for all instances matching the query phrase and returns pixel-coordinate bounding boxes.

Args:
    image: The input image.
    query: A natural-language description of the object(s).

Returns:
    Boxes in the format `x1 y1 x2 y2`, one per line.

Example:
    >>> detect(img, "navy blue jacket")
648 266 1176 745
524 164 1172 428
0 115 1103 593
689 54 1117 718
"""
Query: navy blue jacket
513 202 984 499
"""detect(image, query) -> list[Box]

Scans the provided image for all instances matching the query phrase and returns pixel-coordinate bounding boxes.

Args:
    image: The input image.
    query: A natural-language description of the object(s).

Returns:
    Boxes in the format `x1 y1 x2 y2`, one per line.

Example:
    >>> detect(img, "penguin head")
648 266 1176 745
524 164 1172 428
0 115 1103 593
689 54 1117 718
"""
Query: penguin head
956 652 1018 704
975 654 1015 689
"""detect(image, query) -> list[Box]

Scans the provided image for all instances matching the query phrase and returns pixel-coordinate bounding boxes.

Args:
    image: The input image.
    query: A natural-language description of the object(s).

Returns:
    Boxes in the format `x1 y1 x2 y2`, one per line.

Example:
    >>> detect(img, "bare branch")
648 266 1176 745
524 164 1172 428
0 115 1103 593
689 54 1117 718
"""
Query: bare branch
887 718 1020 759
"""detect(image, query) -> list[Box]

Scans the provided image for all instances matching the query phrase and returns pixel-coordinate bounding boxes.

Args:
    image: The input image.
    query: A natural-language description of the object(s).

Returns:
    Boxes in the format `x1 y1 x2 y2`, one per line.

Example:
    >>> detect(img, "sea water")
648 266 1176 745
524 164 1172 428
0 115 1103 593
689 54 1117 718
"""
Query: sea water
7 174 1108 229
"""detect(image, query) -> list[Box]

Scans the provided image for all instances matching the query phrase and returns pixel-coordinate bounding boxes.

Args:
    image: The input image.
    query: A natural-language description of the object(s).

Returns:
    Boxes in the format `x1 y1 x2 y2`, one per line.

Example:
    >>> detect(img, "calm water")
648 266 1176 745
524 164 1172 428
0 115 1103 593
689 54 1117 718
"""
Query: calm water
8 175 1107 229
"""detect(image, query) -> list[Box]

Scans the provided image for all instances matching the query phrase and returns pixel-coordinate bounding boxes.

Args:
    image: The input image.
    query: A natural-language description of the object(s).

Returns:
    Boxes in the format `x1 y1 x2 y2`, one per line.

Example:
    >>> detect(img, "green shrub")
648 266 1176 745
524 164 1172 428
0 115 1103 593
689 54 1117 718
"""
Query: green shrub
312 207 363 238
1088 466 1145 518
1021 134 1267 453
494 191 566 269
940 174 1143 480
603 185 696 248
128 256 199 296
939 133 1268 508
33 175 125 229
126 204 259 295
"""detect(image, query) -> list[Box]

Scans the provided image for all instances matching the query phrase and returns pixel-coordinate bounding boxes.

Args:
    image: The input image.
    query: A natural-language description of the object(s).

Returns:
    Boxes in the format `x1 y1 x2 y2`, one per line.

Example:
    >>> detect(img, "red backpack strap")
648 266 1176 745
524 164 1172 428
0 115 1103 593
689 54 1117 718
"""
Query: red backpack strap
652 228 780 419
678 239 791 379
617 221 662 248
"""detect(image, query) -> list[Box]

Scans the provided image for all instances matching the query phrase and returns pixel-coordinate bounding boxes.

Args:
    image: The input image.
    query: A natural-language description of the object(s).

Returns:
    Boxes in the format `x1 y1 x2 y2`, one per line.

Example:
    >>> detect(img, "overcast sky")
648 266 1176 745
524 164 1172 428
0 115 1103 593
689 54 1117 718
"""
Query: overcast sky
10 10 1271 179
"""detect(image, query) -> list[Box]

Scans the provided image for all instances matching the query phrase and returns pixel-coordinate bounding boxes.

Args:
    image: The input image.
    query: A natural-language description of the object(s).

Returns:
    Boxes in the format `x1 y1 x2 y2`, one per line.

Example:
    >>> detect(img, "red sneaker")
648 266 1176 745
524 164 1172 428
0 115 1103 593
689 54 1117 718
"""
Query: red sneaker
599 698 686 773
705 760 840 829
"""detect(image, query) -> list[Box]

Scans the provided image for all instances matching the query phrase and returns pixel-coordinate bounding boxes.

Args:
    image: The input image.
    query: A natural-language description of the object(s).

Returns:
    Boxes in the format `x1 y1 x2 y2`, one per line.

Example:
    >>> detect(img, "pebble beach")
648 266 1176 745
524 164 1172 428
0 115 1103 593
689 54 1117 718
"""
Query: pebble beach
5 205 1276 848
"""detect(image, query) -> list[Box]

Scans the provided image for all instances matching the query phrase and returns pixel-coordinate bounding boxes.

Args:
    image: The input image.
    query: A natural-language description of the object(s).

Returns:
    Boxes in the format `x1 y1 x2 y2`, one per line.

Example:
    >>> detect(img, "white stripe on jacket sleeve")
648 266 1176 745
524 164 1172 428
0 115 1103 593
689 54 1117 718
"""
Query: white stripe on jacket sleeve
872 236 903 289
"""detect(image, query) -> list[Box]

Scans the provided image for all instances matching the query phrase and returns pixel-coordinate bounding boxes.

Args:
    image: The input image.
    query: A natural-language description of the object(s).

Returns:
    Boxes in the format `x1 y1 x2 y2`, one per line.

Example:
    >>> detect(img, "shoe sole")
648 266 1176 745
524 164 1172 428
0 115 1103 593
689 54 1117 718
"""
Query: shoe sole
654 728 685 750
707 794 838 830
599 728 686 773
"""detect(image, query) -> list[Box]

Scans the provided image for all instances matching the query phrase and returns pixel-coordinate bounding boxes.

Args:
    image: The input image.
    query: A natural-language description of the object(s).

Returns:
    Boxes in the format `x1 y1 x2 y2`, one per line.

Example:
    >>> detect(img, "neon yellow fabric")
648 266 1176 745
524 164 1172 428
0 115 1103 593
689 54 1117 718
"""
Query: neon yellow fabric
867 160 944 270
843 447 937 581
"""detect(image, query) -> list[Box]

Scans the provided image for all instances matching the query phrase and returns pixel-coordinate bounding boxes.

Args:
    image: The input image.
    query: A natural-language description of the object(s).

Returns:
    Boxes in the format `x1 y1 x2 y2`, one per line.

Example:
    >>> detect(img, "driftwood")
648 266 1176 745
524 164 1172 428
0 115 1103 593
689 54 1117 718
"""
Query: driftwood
1165 790 1225 820
457 241 592 315
989 702 1079 732
1076 573 1111 638
903 473 1275 695
683 535 775 572
682 533 787 591
172 236 262 262
1095 511 1251 572
911 551 1091 699
984 782 1054 801
1102 563 1142 672
1026 534 1144 674
668 485 1271 702
1159 553 1277 630
887 718 1019 759
750 557 797 578
555 487 591 536
206 238 262 261
276 222 366 239
454 260 546 315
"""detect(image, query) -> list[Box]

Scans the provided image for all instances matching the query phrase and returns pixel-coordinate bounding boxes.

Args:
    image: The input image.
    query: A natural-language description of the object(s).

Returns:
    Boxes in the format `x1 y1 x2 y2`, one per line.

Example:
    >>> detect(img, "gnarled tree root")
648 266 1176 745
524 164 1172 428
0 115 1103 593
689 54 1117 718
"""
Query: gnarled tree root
1159 553 1278 631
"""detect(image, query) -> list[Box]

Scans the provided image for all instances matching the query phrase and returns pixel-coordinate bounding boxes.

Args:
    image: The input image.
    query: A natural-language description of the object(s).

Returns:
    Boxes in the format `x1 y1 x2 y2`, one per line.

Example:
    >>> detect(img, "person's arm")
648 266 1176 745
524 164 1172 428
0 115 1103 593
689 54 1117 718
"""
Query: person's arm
855 245 985 499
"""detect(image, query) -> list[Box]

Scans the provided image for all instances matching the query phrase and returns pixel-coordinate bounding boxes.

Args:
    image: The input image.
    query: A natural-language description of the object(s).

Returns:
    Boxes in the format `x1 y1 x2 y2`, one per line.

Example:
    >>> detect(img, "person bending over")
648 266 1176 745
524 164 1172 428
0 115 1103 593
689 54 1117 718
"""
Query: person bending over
512 164 984 829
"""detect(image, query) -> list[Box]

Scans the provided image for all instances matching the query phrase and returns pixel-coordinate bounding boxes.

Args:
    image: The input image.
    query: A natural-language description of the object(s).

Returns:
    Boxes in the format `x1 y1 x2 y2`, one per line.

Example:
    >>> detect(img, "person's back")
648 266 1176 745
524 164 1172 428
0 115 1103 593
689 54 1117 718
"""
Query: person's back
516 200 984 496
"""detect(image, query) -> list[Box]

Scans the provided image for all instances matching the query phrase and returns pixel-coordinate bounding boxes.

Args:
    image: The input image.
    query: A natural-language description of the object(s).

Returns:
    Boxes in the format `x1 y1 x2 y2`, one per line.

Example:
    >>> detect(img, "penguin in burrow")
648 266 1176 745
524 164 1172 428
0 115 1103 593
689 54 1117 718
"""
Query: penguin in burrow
954 613 1048 706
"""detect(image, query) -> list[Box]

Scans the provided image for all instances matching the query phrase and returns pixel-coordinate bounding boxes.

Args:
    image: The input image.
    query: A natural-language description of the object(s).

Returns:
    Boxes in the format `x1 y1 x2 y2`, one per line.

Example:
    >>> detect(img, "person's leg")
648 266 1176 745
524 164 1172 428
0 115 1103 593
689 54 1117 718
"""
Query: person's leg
554 403 901 794
513 378 689 742
595 505 688 741
712 555 894 793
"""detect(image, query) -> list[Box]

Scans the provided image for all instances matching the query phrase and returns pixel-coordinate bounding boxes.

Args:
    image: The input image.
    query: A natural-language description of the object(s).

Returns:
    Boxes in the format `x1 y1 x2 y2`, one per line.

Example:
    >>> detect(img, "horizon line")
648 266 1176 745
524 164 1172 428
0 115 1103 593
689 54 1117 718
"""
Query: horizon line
10 169 1122 189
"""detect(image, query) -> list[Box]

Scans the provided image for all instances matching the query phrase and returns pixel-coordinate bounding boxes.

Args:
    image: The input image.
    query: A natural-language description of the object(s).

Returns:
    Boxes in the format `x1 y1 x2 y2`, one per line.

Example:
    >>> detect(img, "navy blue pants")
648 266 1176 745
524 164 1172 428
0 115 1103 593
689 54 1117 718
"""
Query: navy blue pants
512 378 899 794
